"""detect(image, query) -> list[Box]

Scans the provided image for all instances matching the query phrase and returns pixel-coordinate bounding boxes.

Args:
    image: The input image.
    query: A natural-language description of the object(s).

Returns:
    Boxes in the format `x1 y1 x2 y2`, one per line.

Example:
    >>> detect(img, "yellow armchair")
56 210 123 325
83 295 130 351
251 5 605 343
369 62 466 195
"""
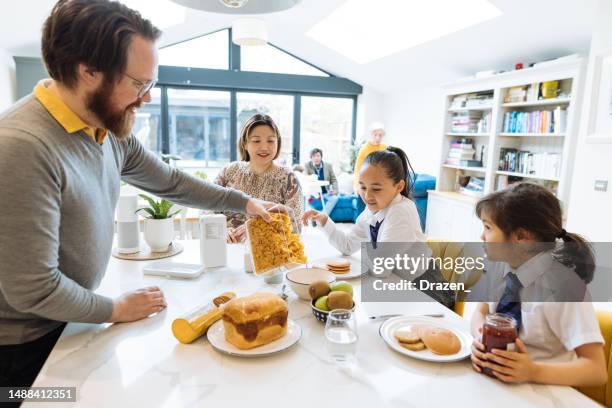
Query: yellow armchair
576 310 612 407
426 240 483 316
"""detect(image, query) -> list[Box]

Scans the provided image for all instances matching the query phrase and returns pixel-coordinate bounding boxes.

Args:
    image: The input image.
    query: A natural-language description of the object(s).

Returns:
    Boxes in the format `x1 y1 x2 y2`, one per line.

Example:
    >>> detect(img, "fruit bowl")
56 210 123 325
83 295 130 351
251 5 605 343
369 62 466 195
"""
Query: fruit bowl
285 266 335 300
311 299 356 323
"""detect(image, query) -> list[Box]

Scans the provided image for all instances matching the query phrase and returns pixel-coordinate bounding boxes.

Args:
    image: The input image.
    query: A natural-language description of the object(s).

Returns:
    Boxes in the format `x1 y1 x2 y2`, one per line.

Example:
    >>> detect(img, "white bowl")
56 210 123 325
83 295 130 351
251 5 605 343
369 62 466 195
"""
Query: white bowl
285 267 336 300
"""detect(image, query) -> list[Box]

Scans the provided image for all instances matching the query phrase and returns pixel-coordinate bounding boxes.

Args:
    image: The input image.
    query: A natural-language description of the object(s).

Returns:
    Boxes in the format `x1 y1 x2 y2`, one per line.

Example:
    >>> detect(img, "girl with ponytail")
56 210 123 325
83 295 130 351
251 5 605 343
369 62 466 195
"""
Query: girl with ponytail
470 182 606 387
302 145 424 255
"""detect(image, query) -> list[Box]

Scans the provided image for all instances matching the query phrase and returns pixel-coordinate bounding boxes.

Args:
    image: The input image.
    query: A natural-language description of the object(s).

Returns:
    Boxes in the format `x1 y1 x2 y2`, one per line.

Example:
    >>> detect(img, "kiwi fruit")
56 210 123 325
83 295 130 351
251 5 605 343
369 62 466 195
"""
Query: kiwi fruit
309 280 331 300
327 291 353 310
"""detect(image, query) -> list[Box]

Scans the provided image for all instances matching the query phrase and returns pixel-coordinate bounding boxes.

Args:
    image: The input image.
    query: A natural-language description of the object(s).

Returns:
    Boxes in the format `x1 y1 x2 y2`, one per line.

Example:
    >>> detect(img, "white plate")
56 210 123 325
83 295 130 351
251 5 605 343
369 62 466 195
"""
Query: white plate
207 319 302 357
312 257 362 279
379 315 473 362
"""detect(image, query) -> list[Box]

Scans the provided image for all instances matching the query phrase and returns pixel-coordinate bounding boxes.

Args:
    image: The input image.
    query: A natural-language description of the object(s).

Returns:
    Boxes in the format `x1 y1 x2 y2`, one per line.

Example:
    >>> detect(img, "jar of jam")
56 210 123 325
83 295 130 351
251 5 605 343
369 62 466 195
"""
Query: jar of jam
481 313 518 377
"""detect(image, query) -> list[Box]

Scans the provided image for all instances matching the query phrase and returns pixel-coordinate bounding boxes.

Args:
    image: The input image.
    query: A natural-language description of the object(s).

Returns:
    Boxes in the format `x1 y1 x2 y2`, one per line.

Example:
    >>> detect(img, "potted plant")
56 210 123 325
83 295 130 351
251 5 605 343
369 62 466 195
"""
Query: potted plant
137 194 180 252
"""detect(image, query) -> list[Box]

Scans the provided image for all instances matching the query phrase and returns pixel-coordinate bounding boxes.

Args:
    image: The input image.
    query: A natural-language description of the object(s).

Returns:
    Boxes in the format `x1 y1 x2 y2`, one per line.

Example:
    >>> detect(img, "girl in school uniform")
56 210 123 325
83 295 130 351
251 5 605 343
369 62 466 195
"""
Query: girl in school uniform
302 146 424 255
302 146 456 308
470 182 607 386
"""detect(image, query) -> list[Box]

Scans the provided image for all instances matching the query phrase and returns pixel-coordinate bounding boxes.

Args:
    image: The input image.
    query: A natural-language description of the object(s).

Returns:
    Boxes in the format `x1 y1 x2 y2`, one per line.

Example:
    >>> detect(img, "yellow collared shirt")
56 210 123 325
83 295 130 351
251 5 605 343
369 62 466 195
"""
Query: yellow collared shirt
34 80 108 144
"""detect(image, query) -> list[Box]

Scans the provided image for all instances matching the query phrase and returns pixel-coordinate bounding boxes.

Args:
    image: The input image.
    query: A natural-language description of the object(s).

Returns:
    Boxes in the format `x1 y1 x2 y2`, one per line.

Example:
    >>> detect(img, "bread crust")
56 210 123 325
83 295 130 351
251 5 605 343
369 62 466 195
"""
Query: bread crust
223 292 287 324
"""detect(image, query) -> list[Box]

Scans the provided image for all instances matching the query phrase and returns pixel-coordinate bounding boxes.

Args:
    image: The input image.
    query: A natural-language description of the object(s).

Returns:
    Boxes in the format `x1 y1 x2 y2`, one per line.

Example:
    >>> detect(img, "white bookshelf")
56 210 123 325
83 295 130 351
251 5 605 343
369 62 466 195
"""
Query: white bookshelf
447 106 493 112
426 59 586 241
501 97 571 107
442 164 486 172
445 132 490 137
495 170 560 182
498 132 565 137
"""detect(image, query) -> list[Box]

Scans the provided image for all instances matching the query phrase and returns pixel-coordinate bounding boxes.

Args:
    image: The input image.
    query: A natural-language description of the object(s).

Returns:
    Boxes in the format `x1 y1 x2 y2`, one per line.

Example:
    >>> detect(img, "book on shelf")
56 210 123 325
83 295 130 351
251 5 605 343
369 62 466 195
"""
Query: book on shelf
450 92 493 109
502 108 567 134
451 111 482 133
447 139 475 163
445 159 483 167
526 83 539 101
446 138 485 167
448 149 476 159
450 110 491 133
458 176 485 197
498 148 561 178
504 85 528 103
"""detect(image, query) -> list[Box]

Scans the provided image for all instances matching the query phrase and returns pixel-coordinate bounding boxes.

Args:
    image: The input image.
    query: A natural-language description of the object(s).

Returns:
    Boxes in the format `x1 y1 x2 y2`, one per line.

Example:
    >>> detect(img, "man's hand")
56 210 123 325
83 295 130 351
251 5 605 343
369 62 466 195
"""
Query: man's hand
245 198 289 222
110 286 166 322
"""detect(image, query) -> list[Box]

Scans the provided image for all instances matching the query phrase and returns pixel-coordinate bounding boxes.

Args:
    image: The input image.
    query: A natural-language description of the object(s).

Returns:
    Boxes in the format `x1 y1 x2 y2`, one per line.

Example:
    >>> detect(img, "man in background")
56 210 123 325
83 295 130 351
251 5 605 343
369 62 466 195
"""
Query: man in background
304 147 339 214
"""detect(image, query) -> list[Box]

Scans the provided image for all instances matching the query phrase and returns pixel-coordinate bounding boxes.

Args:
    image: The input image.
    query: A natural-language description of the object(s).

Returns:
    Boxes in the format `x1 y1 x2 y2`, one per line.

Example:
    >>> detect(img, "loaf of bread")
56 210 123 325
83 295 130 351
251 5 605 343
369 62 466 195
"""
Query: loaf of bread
222 292 288 349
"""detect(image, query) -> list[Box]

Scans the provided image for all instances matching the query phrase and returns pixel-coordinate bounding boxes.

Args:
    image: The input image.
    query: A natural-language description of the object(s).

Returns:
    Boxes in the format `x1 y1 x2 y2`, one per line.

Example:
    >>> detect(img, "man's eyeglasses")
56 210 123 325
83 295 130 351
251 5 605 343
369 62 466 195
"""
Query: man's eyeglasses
124 73 157 99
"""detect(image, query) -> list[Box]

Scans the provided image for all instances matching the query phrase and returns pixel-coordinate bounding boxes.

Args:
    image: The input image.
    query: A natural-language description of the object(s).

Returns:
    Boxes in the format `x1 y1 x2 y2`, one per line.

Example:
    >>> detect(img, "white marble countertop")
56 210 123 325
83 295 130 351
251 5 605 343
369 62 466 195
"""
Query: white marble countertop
29 228 598 407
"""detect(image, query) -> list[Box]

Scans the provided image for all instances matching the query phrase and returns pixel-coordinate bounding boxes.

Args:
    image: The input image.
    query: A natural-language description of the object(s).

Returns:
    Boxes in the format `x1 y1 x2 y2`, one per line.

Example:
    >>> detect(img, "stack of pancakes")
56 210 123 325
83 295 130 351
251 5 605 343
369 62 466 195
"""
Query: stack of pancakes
394 325 461 355
326 259 350 274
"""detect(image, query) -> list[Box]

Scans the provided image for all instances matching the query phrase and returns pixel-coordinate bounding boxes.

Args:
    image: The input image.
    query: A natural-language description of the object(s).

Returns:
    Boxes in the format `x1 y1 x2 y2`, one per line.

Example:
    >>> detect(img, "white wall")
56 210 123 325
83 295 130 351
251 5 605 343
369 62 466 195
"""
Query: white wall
356 86 385 143
382 85 445 176
0 49 16 111
566 0 612 241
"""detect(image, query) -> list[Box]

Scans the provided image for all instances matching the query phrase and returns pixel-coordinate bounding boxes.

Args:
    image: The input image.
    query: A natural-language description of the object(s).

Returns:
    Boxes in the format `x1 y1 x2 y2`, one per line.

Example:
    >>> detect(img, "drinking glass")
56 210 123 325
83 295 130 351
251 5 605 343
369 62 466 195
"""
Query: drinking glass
325 309 358 365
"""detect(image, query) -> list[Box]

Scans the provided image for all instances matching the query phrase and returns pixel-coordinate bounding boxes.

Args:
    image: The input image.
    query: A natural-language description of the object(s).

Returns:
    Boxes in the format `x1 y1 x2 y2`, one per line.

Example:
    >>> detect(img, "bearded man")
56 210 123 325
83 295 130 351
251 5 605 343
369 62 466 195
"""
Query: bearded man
0 0 275 388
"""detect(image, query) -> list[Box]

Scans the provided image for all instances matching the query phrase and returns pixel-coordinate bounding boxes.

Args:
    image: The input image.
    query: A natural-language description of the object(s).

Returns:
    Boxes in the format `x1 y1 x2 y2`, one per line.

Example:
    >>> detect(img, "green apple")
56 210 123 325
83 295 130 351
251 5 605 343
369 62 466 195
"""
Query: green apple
314 295 330 311
330 281 353 296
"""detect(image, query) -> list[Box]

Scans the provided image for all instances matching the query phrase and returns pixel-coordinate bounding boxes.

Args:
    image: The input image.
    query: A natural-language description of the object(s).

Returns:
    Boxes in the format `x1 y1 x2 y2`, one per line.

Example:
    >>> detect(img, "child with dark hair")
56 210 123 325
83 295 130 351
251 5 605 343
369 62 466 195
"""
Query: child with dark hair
302 145 423 252
470 182 606 386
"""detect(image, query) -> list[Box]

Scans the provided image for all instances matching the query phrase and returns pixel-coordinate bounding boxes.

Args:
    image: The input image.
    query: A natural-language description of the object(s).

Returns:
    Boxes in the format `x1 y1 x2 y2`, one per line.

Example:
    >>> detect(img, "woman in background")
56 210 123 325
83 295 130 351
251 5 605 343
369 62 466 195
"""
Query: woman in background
353 122 387 214
215 114 303 243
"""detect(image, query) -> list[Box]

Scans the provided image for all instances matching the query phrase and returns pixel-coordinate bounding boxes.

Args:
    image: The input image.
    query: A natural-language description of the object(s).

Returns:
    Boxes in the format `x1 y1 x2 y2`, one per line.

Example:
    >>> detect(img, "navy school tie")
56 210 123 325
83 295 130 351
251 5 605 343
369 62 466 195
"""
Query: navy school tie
496 272 522 330
369 220 384 249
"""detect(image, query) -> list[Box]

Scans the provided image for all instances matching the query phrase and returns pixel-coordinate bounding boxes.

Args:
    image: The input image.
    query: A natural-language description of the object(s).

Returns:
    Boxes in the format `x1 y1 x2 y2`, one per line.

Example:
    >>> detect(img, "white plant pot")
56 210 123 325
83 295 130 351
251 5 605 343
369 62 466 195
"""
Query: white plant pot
143 218 174 252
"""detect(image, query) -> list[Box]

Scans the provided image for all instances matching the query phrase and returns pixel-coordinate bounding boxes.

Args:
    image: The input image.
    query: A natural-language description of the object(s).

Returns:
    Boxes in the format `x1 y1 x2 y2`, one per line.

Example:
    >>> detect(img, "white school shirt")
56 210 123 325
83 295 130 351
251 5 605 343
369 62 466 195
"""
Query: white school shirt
320 194 426 255
486 251 603 362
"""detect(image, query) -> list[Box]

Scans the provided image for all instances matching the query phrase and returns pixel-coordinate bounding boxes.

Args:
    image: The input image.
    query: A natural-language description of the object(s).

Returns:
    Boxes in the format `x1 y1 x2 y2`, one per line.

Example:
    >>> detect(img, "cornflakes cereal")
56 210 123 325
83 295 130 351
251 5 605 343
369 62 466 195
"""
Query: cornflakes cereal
246 213 307 274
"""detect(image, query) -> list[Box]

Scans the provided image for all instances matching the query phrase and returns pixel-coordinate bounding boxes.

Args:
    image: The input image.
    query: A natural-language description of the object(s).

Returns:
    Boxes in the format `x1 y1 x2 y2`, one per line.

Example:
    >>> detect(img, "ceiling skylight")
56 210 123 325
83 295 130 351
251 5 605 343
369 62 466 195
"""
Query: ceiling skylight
119 0 187 29
306 0 502 64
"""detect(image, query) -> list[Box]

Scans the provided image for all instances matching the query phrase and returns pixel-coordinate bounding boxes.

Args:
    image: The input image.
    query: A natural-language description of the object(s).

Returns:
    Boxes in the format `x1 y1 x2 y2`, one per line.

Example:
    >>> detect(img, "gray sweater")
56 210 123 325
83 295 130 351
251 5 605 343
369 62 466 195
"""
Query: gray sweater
0 95 249 345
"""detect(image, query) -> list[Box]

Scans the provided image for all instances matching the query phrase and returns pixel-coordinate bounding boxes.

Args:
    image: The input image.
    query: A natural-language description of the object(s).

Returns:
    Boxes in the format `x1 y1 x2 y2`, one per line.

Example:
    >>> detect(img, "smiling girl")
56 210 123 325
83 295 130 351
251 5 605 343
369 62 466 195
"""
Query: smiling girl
215 114 303 243
302 146 424 254
470 183 606 386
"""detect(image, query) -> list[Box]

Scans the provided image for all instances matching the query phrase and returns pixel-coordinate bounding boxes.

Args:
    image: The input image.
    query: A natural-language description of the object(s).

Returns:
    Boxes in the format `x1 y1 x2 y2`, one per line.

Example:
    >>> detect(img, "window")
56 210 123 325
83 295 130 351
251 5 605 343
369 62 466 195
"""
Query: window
300 96 354 172
159 30 229 70
237 93 294 167
167 88 231 171
133 87 162 153
122 29 360 175
241 44 328 77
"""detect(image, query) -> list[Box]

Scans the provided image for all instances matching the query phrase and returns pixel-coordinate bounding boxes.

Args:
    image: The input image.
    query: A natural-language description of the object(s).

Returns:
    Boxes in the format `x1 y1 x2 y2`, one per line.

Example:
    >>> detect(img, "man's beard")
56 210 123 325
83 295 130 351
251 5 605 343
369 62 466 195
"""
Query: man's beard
86 80 141 140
